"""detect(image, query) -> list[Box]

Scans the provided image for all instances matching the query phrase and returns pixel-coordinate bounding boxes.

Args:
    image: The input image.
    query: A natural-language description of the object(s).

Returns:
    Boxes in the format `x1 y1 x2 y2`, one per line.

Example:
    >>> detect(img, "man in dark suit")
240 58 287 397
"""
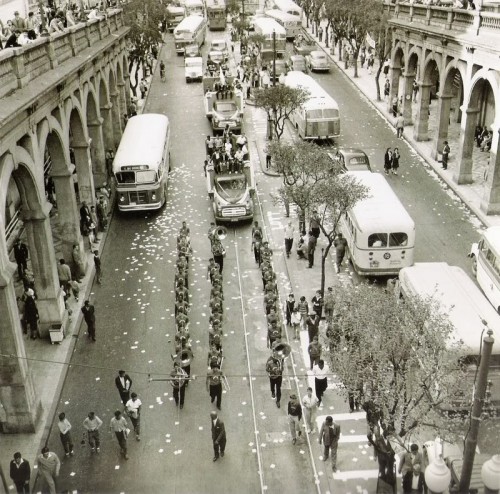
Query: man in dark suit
402 463 427 494
115 370 132 405
210 411 226 462
10 451 31 494
319 415 341 472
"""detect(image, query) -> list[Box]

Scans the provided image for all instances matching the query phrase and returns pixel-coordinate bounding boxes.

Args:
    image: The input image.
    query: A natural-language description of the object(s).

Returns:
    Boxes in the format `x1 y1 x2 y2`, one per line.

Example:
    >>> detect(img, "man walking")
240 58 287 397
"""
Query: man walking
36 447 60 494
310 210 321 238
287 394 303 445
284 221 295 258
441 141 450 170
13 238 29 279
324 287 335 321
319 416 341 471
396 113 405 138
94 251 102 284
109 410 129 459
302 387 319 433
10 452 30 494
333 233 348 273
83 411 103 453
24 289 39 340
115 370 132 405
57 412 74 457
81 300 96 341
313 359 328 406
307 231 317 268
125 392 142 441
171 362 188 409
266 352 283 408
206 364 225 410
211 411 226 461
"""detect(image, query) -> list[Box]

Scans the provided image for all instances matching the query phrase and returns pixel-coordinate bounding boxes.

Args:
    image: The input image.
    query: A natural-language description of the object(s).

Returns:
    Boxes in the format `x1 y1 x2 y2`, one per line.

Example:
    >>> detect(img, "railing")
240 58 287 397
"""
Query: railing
0 9 126 100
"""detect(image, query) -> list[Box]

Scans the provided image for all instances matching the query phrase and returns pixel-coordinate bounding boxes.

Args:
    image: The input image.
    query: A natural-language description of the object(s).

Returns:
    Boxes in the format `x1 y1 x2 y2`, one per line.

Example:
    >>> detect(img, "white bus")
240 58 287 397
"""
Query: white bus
174 15 207 55
113 114 170 212
206 0 226 30
470 226 500 313
399 262 500 412
166 4 185 31
184 0 205 17
339 171 415 276
253 16 286 62
272 0 302 18
284 71 340 140
265 9 301 39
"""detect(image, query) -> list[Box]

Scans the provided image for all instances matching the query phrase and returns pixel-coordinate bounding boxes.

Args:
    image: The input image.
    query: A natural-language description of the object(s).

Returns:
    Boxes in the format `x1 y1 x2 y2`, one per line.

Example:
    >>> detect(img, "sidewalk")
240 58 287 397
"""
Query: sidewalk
303 21 500 229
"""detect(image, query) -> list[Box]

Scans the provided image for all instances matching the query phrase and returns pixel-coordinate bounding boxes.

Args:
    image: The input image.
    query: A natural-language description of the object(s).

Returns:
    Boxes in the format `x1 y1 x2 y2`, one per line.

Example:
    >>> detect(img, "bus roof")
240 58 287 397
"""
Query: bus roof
273 0 302 15
345 171 415 232
265 9 300 21
174 14 205 33
206 0 226 8
285 71 339 111
253 16 286 36
399 262 500 353
113 114 169 171
482 226 500 249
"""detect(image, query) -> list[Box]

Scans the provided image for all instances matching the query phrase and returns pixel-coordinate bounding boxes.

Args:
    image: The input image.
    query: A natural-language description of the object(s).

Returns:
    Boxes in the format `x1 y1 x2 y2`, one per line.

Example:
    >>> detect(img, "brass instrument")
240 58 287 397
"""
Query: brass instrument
211 226 227 240
171 348 194 368
273 342 291 359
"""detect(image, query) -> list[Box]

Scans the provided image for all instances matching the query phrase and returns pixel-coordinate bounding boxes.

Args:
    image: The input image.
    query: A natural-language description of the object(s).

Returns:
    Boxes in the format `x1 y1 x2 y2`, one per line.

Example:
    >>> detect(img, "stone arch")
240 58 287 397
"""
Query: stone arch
37 116 71 176
388 43 406 114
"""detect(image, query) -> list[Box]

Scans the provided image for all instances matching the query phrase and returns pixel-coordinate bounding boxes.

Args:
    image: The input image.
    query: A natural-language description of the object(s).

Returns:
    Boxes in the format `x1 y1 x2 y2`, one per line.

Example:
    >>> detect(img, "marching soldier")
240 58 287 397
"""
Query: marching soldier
267 322 281 349
207 258 220 284
209 321 223 347
207 343 223 368
260 241 273 263
212 237 225 274
170 362 188 409
266 351 284 408
206 364 225 410
264 290 277 315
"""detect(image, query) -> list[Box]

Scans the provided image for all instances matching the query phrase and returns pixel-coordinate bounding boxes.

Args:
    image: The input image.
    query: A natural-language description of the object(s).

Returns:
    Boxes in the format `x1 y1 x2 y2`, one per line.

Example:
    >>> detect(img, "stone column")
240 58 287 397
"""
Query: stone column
402 73 416 126
100 103 114 154
387 65 401 113
110 90 122 148
414 83 432 141
481 126 500 215
453 107 479 185
51 165 82 264
431 93 453 160
117 81 127 123
71 140 95 206
0 260 41 432
87 117 107 188
22 202 66 338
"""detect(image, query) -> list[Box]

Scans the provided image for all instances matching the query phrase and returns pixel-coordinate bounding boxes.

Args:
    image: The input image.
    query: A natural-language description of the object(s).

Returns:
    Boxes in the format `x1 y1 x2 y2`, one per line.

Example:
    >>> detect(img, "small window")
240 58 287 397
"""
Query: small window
136 170 156 184
368 233 387 248
389 232 408 247
116 171 135 184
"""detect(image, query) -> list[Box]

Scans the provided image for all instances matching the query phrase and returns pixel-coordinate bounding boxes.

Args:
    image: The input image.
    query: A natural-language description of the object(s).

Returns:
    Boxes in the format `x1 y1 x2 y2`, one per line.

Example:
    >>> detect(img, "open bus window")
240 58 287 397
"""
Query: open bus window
485 248 500 277
116 171 135 184
389 232 408 247
136 170 156 184
368 233 387 248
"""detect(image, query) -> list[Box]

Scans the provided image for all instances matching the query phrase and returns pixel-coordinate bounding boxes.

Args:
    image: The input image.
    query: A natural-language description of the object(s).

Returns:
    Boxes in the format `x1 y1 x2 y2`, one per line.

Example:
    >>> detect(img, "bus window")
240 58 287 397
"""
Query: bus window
136 170 156 184
306 109 322 119
323 108 339 118
116 171 135 184
389 232 408 247
368 233 387 248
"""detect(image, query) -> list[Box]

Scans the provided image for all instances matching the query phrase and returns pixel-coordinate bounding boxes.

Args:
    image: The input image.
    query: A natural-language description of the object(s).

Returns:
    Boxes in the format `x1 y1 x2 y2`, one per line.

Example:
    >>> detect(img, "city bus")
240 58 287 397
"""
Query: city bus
265 9 301 40
166 3 185 31
184 0 205 17
253 16 286 64
399 262 500 412
284 71 340 140
272 0 302 18
113 114 170 211
174 15 207 55
339 171 415 276
470 226 500 313
206 0 227 30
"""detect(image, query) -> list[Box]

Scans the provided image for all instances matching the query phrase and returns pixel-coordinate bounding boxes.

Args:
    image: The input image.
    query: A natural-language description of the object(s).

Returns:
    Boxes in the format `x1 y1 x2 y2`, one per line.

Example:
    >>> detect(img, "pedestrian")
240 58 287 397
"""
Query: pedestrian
13 238 29 279
285 293 295 325
171 361 188 409
109 410 129 460
266 151 271 169
96 197 107 231
91 250 102 284
313 359 328 406
396 113 405 138
115 370 133 405
318 416 341 471
36 447 60 494
412 79 419 102
160 60 166 82
307 231 317 268
318 26 323 42
384 147 393 175
23 289 39 340
383 59 390 76
311 290 323 318
324 287 335 321
81 300 96 341
206 364 225 410
125 392 142 441
384 78 390 100
310 210 321 238
57 412 74 457
266 351 283 408
83 411 103 453
308 335 322 370
441 141 450 170
89 206 98 243
287 394 303 445
212 237 225 274
296 230 309 259
333 232 348 273
210 411 226 461
398 443 423 476
302 387 319 433
139 79 147 99
392 147 400 175
9 452 30 494
306 313 319 343
391 96 399 118
291 307 301 340
57 258 72 294
402 463 426 494
284 221 295 258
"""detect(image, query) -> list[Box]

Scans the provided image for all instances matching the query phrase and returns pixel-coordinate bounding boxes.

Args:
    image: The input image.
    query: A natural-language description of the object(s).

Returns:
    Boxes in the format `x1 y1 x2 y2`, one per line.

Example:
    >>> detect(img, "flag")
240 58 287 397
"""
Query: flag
219 67 226 87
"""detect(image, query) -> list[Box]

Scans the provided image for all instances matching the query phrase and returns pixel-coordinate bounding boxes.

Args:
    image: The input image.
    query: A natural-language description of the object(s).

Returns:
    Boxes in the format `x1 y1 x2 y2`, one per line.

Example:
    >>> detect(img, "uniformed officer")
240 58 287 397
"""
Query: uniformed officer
207 343 223 367
171 362 188 409
206 364 225 410
266 352 284 408
267 323 281 349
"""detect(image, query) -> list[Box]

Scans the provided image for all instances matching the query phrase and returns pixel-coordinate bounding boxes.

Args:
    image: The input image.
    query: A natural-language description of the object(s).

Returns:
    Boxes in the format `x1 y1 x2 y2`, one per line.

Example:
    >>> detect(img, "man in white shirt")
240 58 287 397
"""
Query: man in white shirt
284 221 295 258
57 412 74 457
125 393 142 441
312 359 328 406
83 411 103 453
109 410 129 459
302 387 319 433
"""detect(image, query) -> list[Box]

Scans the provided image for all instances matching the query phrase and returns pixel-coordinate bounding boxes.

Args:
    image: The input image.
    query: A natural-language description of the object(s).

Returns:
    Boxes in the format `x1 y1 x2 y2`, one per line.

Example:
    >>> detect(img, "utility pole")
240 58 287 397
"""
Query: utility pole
272 29 276 87
458 328 495 493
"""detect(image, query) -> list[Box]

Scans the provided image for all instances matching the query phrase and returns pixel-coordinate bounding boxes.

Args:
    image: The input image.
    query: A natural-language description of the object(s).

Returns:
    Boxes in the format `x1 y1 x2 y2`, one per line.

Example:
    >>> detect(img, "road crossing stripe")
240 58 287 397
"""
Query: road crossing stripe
316 411 366 422
332 469 380 481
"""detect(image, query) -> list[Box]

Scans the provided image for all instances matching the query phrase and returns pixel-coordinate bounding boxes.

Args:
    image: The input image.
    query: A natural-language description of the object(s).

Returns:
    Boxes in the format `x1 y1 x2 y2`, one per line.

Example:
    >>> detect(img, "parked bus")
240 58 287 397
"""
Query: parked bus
265 9 301 39
284 71 340 140
113 114 170 212
166 4 185 31
339 171 415 276
272 0 302 18
470 226 500 313
184 0 205 17
253 16 286 59
206 0 227 30
174 15 207 55
399 262 500 412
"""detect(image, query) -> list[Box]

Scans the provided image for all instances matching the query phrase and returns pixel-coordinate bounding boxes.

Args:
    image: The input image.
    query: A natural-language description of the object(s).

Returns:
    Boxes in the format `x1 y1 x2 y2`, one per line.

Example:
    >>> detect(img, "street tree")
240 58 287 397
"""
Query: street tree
326 283 470 444
253 86 310 141
268 140 368 294
372 15 392 101
323 0 349 61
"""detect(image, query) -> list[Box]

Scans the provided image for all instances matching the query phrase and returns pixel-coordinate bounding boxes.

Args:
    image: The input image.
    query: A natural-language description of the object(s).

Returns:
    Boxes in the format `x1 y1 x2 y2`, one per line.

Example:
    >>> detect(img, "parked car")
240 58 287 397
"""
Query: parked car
305 50 330 72
293 38 316 56
287 54 307 73
209 39 229 56
185 56 203 82
328 148 372 172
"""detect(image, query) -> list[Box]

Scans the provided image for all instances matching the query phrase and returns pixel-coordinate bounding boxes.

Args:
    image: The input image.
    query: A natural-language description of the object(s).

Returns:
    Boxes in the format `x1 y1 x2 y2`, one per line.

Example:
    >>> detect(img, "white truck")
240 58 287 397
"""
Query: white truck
185 56 203 82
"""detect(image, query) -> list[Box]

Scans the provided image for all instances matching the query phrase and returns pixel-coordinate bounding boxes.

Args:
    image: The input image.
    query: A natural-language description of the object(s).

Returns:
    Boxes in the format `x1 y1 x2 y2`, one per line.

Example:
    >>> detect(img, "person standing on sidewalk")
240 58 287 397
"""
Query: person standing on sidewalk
302 387 319 433
313 359 328 406
318 26 323 42
441 141 450 170
384 78 390 100
312 290 323 318
384 148 393 175
83 411 103 453
285 293 295 326
57 412 74 457
308 335 322 370
115 370 133 405
324 287 335 322
13 238 29 280
288 394 303 445
24 289 39 340
125 392 142 441
297 296 309 332
284 221 295 258
307 231 317 268
396 113 405 138
310 211 321 238
9 452 30 494
36 447 60 494
392 148 401 175
291 307 301 340
81 300 96 341
319 416 341 472
109 410 129 460
333 232 348 273
94 250 102 284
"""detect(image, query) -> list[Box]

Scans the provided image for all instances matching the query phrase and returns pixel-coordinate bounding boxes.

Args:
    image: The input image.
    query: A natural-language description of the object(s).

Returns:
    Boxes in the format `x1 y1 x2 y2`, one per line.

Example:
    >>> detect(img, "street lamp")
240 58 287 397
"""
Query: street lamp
425 458 451 494
482 455 500 494
272 29 276 87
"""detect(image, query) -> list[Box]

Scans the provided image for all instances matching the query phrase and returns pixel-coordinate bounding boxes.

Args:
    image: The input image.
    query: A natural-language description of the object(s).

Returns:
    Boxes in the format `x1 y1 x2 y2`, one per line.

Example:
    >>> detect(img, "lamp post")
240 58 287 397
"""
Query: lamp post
425 458 452 494
272 29 276 87
482 455 500 494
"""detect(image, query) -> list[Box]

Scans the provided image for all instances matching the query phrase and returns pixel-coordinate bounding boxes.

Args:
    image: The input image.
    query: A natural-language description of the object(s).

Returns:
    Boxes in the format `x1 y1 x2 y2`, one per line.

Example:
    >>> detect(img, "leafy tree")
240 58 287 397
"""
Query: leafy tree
323 0 349 61
268 141 368 294
253 86 309 141
326 283 470 444
372 16 392 101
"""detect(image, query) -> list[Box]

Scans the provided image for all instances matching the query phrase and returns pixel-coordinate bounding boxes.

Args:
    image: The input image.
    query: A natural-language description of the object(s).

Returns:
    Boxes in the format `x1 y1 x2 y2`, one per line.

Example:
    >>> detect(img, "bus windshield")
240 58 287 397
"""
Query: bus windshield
136 170 157 183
